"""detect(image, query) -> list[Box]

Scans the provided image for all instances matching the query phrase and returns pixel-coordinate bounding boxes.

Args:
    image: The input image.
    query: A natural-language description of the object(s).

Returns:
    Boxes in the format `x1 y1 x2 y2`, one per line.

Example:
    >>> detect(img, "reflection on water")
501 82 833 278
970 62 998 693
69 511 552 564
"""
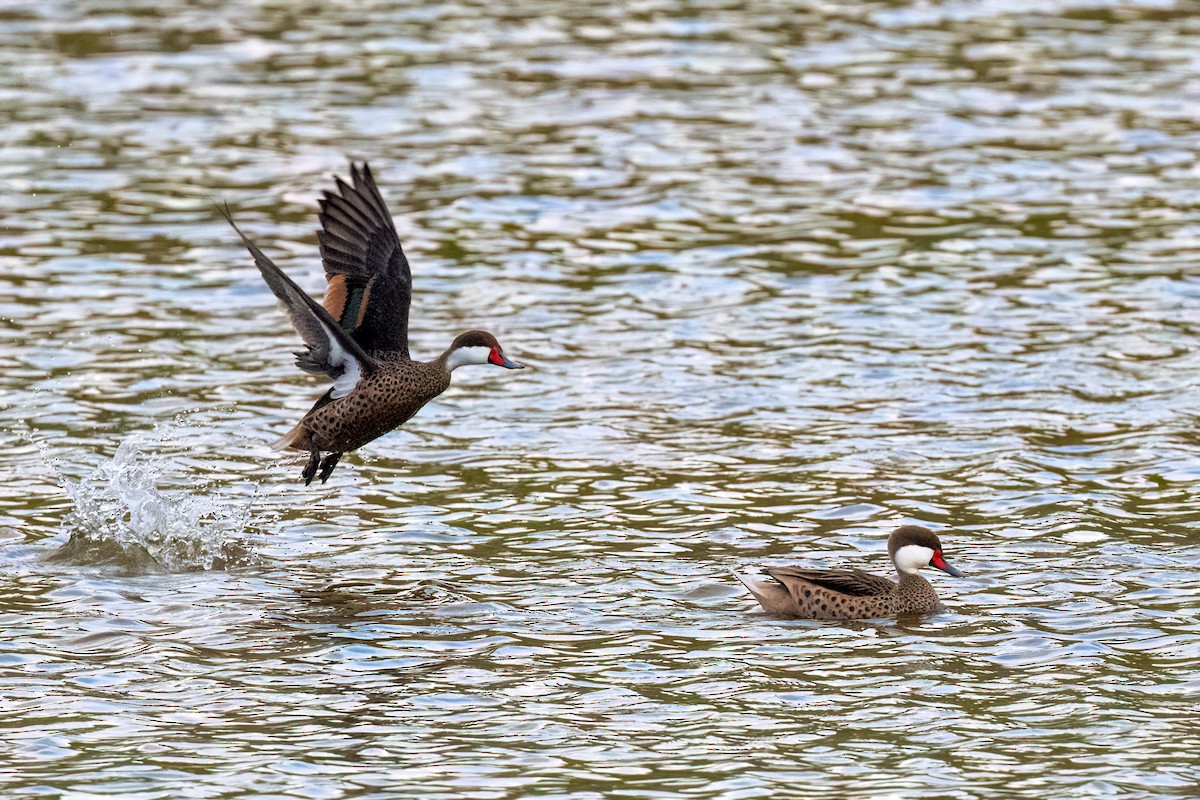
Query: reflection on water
2 0 1200 798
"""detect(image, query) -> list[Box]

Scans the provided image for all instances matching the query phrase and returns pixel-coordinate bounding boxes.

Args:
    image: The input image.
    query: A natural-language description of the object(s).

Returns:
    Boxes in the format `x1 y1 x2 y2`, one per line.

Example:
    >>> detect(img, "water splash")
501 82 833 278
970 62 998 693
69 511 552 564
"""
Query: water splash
46 437 260 574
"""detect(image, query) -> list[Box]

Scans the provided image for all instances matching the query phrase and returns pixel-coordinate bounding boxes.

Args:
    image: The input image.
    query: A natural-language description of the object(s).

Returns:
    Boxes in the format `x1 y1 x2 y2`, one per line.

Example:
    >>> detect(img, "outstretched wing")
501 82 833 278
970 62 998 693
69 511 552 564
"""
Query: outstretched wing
222 206 377 399
317 163 413 357
764 567 896 598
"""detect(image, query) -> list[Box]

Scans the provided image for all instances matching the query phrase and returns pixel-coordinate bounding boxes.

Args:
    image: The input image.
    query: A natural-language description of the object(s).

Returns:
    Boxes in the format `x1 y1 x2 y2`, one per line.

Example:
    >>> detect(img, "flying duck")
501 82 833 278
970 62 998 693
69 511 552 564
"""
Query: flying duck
222 163 524 484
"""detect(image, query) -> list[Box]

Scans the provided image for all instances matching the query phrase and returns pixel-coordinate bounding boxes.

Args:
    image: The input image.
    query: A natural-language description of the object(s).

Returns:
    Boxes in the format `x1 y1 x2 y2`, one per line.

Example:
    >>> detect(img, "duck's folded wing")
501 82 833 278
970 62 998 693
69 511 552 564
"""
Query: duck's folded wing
764 567 896 598
317 163 412 356
223 208 376 399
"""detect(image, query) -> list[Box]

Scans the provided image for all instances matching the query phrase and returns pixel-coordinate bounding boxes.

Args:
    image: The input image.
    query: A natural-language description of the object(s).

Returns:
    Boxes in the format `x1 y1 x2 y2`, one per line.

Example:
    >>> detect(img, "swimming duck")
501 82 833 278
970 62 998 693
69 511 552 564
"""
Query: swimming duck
736 525 964 619
223 163 524 484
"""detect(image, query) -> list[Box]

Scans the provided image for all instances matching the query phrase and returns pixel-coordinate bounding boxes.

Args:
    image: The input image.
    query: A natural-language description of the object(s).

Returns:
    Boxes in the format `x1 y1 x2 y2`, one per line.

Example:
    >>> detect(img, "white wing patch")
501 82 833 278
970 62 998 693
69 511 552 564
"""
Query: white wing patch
319 317 363 399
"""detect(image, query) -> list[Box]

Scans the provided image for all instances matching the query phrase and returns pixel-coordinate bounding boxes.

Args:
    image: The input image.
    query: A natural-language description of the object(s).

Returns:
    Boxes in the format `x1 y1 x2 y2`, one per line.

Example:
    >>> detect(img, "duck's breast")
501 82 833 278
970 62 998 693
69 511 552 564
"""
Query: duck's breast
304 361 449 451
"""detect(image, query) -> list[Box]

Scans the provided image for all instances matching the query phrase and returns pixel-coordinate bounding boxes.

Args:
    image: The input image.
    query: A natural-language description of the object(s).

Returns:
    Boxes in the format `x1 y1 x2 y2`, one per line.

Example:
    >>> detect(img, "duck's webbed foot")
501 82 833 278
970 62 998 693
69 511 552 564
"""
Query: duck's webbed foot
301 449 321 485
317 452 342 484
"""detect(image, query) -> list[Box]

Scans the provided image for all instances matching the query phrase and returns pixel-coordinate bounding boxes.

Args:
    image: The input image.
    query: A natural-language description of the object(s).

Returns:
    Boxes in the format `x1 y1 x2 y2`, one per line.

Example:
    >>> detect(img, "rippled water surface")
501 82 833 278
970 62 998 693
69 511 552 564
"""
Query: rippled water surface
3 1 1200 797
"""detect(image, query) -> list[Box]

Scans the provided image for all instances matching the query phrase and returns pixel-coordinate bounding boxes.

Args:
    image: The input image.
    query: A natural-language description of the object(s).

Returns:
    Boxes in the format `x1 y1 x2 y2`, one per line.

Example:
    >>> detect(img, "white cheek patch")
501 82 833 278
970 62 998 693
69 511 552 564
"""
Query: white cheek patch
445 346 492 371
893 544 935 574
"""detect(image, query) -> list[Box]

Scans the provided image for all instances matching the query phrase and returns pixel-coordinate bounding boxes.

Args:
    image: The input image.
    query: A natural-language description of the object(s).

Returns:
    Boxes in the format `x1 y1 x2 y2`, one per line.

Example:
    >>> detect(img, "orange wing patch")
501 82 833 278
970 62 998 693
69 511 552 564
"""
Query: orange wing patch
323 274 348 322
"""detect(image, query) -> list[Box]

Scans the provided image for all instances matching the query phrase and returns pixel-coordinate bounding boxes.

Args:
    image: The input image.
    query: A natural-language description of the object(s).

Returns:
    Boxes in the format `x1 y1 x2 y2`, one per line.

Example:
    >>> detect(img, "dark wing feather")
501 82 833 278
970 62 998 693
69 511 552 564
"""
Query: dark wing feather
316 163 412 357
221 205 376 398
764 567 896 598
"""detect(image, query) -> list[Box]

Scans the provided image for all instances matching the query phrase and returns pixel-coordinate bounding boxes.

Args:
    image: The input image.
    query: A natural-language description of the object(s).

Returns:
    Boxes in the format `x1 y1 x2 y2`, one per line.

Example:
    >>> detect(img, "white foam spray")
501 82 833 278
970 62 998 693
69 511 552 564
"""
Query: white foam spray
31 428 261 574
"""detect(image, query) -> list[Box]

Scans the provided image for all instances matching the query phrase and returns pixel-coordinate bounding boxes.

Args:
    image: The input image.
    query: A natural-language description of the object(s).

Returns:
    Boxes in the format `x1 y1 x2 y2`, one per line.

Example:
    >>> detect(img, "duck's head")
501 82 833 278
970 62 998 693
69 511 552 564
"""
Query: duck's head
887 525 964 577
444 330 524 371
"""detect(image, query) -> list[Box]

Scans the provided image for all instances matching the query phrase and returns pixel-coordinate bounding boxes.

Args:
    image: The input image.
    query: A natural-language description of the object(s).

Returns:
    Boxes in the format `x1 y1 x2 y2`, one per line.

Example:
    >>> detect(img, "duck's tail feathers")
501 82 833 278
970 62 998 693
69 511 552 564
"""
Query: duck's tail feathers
731 568 797 616
731 568 769 593
270 425 305 452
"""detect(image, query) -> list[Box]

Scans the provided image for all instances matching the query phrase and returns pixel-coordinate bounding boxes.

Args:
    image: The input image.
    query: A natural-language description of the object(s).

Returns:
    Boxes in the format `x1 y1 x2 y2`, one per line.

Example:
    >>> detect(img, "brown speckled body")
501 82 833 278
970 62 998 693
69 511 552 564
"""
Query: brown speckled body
282 355 451 453
756 568 943 619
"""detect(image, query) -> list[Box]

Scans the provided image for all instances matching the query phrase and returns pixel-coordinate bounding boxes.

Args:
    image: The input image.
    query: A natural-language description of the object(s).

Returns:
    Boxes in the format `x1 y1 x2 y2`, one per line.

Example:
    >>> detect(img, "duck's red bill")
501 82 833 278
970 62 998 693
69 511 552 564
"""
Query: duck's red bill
489 348 524 369
931 551 964 577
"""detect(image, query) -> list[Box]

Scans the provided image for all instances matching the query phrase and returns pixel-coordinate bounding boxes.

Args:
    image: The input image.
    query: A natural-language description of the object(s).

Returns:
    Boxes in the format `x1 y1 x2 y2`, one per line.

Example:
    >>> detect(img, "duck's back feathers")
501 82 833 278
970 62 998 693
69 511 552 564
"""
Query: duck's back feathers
764 567 896 598
748 567 900 619
317 163 413 356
